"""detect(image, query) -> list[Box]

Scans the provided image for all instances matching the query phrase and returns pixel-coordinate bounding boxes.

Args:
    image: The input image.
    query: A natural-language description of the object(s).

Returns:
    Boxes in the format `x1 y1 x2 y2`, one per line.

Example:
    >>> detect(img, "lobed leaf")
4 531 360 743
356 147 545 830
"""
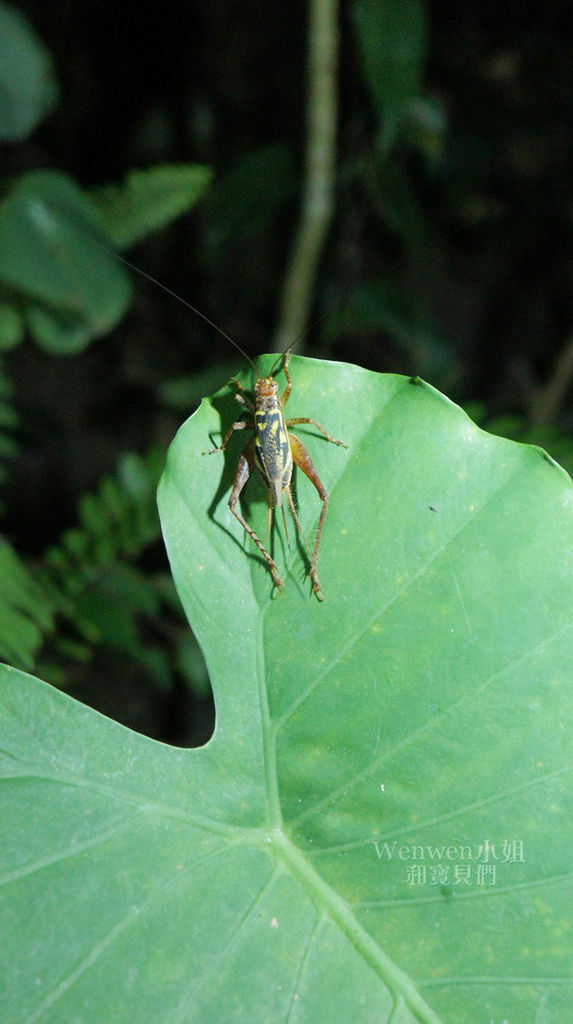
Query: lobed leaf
1 358 572 1022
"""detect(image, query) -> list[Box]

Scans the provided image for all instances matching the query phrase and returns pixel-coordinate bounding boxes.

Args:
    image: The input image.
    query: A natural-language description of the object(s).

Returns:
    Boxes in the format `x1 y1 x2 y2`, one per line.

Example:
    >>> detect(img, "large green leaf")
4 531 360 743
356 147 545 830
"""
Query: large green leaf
1 358 572 1022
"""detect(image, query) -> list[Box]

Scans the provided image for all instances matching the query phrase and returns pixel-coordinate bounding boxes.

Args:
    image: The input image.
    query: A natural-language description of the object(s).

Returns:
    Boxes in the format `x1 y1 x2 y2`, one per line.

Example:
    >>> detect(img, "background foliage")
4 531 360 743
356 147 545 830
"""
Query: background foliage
1 2 572 1020
1 0 572 743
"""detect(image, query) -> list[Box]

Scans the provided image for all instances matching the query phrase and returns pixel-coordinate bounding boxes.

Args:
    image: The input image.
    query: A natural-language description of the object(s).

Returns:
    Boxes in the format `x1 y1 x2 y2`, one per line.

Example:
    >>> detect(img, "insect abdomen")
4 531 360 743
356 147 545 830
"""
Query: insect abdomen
254 409 292 505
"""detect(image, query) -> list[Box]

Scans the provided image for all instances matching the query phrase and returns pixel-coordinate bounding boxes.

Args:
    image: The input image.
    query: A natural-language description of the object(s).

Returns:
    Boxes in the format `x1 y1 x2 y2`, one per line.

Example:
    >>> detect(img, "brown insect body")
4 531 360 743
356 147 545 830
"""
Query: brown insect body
205 351 348 600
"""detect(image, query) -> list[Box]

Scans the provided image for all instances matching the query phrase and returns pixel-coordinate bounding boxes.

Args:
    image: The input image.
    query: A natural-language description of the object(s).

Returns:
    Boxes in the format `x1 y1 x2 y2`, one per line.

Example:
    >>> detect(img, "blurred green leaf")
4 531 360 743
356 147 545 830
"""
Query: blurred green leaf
25 304 105 355
370 159 425 241
0 303 23 350
0 1 58 141
74 565 167 680
324 279 457 380
402 93 448 166
352 0 428 151
203 143 297 258
0 170 131 353
159 361 240 412
174 631 212 698
90 164 213 250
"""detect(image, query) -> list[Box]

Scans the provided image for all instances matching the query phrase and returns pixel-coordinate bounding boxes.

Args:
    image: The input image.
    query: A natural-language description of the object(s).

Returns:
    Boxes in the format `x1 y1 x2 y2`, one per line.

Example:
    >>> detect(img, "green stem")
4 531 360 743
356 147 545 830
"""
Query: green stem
272 0 339 353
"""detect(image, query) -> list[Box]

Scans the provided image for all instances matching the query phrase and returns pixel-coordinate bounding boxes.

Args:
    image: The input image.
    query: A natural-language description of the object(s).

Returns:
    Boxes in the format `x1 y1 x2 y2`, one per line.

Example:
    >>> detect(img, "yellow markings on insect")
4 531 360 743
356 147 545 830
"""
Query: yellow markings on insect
203 351 348 600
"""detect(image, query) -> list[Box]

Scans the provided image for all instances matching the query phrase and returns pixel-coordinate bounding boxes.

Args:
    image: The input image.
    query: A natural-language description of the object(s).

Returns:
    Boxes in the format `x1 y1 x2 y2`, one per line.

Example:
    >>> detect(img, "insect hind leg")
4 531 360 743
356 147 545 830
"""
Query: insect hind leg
287 433 330 601
229 447 284 591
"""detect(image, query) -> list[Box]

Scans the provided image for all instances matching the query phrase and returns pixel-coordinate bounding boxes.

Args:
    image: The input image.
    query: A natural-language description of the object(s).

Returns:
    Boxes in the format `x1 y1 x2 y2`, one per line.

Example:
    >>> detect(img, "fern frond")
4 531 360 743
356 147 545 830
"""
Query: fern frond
39 446 201 690
0 358 18 498
42 447 164 601
0 541 54 668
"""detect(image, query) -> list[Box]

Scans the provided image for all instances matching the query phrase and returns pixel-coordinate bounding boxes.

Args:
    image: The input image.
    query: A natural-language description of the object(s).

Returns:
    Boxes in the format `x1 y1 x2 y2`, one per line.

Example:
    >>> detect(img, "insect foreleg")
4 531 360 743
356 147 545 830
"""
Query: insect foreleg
280 352 293 408
230 379 255 413
202 418 251 455
228 445 284 591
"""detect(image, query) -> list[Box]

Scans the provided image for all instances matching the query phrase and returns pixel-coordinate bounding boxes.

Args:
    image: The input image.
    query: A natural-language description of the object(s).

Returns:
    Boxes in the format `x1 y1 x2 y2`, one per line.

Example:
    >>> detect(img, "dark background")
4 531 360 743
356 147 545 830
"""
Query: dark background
3 0 573 741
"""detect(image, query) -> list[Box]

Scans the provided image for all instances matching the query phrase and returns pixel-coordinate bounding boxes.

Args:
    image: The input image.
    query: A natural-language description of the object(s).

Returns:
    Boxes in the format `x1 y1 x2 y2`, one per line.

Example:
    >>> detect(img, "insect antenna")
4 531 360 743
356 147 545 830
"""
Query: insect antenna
268 308 334 378
102 247 257 369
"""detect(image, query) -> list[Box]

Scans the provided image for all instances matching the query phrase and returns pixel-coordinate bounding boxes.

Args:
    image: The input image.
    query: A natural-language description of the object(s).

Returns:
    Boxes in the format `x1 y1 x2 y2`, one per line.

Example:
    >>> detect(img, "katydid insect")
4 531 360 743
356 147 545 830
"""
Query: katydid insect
203 346 348 600
103 249 348 598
